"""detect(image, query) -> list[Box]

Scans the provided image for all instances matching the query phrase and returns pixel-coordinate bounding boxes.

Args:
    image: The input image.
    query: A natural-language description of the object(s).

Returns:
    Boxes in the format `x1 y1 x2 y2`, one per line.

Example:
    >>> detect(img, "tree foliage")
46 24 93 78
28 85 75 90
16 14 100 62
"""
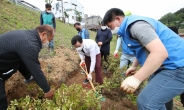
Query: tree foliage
75 10 82 22
159 8 184 28
45 0 53 4
64 11 69 23
64 11 69 18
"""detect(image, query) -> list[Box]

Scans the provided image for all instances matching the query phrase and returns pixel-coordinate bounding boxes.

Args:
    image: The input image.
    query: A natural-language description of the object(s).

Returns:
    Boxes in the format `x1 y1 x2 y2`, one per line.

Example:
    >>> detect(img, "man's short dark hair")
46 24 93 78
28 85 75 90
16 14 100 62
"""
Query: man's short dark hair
101 21 105 26
103 8 125 25
74 22 81 27
71 35 83 45
45 3 52 8
168 26 178 34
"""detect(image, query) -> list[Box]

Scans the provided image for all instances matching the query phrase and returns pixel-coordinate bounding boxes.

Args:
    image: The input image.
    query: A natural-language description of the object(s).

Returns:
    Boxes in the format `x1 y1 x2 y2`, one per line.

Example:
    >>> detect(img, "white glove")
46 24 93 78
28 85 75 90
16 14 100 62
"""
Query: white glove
80 60 85 66
87 74 92 81
126 66 137 76
120 76 141 93
114 50 118 57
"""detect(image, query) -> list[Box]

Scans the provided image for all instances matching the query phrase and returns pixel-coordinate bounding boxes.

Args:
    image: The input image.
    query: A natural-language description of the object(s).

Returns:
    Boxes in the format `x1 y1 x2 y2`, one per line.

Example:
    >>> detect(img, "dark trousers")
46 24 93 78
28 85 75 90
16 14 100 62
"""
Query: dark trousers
181 93 184 107
85 54 103 85
165 92 184 110
165 100 173 110
0 62 31 109
0 80 7 110
100 50 109 69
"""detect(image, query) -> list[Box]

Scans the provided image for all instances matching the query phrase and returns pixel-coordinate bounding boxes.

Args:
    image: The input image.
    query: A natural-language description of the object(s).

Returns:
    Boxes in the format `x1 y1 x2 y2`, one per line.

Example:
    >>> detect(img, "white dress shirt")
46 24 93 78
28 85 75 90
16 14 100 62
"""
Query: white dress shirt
77 39 100 73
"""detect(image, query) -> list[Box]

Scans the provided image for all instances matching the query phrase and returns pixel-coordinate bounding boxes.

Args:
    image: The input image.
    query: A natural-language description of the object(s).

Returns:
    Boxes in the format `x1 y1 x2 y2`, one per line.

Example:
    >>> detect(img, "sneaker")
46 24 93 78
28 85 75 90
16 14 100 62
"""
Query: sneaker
24 76 34 83
81 70 85 75
83 79 89 84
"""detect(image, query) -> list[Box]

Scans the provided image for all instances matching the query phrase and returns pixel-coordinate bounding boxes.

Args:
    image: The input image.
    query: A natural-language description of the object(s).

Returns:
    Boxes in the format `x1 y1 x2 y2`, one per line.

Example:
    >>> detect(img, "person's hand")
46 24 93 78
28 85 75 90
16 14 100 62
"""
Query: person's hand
120 76 141 94
80 60 85 66
98 42 103 46
87 73 92 81
126 66 137 76
44 89 54 99
54 29 56 32
114 50 118 57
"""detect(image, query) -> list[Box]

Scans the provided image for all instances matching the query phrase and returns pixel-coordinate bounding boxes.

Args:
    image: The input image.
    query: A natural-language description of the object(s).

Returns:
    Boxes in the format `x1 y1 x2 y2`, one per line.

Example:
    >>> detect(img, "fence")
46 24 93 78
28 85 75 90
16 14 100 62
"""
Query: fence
9 0 41 13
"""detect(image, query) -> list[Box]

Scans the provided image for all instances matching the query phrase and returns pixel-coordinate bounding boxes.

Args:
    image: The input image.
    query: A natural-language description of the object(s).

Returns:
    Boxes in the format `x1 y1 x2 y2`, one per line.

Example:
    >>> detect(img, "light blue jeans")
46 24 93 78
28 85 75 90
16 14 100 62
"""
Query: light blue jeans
137 68 184 110
119 53 135 69
49 39 54 49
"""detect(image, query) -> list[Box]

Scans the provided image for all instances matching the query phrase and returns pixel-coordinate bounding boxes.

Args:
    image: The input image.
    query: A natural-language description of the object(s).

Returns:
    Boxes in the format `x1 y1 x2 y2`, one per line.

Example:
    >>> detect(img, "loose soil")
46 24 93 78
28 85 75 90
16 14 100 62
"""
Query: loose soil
5 47 137 110
66 69 137 110
7 47 183 110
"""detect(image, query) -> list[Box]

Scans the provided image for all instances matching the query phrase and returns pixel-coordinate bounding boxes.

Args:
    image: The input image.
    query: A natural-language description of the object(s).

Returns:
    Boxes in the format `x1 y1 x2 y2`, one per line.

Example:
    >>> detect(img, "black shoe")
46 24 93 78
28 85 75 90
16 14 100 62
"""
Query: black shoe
83 79 89 84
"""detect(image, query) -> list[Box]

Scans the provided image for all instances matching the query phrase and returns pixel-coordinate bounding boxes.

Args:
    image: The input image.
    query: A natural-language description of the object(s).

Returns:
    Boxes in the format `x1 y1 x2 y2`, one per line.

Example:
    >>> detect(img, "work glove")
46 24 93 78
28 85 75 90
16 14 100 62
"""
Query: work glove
126 66 137 76
120 76 141 94
44 89 54 99
87 73 92 81
114 50 118 58
80 60 85 66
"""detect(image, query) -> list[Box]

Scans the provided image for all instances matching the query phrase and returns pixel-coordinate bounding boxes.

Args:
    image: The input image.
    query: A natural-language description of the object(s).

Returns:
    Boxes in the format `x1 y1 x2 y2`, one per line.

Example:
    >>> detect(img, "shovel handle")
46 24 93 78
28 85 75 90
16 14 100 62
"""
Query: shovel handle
80 64 96 92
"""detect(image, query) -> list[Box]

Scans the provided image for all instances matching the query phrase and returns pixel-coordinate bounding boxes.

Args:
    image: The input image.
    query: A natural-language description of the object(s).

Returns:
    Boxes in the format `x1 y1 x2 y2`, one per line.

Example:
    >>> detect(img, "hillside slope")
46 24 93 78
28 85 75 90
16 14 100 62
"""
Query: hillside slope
0 0 97 103
0 0 97 48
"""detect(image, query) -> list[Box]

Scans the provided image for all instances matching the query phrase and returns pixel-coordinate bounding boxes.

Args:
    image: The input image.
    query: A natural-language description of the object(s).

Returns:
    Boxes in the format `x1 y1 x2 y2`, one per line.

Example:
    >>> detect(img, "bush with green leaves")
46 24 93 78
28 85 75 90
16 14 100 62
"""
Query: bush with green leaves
98 54 139 105
8 84 101 110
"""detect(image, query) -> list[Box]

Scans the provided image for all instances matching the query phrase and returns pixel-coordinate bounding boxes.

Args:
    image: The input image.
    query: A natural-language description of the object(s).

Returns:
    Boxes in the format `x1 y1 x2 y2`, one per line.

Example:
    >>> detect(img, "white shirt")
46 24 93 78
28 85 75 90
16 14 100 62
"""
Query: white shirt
77 39 100 73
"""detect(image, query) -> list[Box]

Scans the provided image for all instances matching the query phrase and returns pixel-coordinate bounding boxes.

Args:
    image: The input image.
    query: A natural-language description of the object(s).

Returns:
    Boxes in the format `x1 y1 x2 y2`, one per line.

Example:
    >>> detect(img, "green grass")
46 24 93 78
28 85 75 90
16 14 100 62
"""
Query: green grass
110 35 119 54
179 29 184 33
54 21 97 48
1 1 183 109
0 0 97 50
0 1 40 34
0 0 116 54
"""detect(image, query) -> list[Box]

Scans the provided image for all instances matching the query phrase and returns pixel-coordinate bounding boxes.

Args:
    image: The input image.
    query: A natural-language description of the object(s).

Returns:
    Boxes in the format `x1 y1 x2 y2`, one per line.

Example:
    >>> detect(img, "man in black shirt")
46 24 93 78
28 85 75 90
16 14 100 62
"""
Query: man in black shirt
0 25 54 110
95 21 112 72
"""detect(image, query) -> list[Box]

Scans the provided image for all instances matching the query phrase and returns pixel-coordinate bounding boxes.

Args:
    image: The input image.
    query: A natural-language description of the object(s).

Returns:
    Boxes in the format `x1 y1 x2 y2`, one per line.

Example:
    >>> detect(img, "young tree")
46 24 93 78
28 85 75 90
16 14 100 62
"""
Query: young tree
75 10 82 22
64 11 69 23
45 0 53 4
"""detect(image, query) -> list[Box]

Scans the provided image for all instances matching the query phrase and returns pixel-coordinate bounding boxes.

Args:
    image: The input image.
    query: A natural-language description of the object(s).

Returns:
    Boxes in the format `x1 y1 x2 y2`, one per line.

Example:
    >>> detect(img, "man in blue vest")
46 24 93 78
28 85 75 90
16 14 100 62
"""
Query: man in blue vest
74 22 90 39
103 8 184 110
165 26 184 110
40 3 56 51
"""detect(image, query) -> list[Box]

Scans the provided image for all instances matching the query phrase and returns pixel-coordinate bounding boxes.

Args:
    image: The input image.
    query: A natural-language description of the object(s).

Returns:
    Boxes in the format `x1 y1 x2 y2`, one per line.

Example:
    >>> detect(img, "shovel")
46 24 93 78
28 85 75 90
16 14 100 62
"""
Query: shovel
80 63 105 101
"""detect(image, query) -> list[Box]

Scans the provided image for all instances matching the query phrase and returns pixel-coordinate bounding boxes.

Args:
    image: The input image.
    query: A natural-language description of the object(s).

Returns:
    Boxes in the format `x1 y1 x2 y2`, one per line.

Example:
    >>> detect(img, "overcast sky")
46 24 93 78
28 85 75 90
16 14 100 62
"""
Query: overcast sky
24 0 184 20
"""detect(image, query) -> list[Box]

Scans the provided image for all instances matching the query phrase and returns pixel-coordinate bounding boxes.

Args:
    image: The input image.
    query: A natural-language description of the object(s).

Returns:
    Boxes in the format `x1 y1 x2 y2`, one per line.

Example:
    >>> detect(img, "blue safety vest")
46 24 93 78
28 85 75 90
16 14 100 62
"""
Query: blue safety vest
117 15 184 69
120 36 134 55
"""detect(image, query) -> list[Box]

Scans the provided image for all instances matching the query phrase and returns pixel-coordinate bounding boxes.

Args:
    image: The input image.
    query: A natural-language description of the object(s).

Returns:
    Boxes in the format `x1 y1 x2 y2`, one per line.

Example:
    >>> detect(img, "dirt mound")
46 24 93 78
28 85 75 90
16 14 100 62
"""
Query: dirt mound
5 47 138 110
41 47 79 84
5 47 79 102
66 69 137 110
